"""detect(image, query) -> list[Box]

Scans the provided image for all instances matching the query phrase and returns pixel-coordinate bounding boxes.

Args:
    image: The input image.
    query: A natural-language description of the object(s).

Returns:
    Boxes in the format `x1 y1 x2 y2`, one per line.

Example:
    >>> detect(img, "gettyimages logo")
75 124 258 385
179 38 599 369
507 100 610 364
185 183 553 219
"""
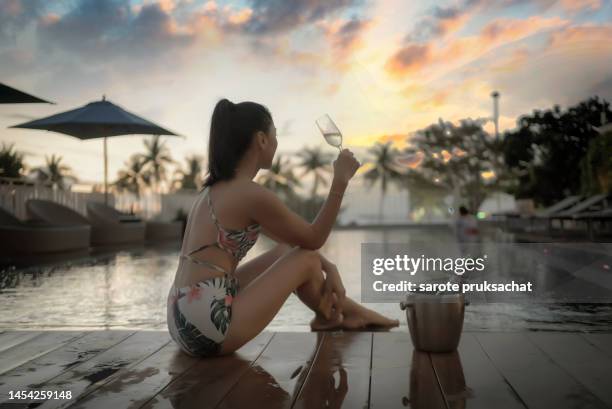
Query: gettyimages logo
371 254 487 277
360 242 558 303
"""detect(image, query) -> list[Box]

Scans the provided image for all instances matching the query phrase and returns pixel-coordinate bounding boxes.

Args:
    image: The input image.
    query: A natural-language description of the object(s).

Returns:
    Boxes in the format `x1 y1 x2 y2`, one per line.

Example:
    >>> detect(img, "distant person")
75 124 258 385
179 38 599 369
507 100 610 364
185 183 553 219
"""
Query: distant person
454 206 481 257
167 98 398 358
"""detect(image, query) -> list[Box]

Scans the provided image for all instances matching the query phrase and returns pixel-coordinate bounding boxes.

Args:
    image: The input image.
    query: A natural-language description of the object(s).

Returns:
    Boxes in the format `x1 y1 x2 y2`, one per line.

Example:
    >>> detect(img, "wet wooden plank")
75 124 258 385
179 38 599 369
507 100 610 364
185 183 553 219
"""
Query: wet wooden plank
0 330 134 403
214 331 323 409
582 333 612 358
0 331 84 376
476 332 608 409
0 331 43 354
30 331 171 409
293 331 371 409
370 331 445 409
528 332 612 407
431 333 525 409
69 342 197 409
139 330 274 409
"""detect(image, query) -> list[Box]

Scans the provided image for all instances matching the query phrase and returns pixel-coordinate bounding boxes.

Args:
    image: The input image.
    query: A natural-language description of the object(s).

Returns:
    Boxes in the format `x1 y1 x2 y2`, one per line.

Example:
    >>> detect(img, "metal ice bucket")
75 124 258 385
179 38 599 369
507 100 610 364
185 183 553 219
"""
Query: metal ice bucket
399 291 466 352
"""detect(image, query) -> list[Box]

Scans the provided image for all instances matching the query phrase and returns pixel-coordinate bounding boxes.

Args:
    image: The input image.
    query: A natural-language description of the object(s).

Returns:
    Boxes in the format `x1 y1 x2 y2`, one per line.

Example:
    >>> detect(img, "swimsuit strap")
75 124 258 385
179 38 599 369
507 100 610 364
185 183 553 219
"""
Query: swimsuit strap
183 186 231 258
180 253 228 274
205 185 221 227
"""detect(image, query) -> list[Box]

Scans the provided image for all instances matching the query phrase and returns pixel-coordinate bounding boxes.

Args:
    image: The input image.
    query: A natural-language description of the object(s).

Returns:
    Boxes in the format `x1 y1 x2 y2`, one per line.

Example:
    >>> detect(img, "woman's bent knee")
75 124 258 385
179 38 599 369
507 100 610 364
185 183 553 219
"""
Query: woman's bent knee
292 248 319 265
284 248 320 277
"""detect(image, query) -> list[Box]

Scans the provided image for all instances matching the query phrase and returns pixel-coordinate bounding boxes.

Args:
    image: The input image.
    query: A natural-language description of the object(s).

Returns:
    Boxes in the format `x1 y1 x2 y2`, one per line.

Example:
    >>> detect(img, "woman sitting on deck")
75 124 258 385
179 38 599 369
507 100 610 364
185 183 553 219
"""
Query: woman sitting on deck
167 98 399 358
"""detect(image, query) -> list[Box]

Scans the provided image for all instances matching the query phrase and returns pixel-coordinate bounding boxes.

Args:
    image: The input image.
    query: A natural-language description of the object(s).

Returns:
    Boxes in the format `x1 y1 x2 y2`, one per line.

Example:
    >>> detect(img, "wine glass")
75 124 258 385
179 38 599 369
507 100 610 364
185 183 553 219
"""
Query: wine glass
316 114 343 151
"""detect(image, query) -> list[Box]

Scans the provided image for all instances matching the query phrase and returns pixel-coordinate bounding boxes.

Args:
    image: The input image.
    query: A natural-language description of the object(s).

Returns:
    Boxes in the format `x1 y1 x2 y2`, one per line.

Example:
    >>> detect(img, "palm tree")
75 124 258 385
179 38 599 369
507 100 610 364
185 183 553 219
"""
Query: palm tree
363 142 404 222
173 155 204 191
0 143 26 178
256 154 301 199
114 154 152 197
140 135 174 192
29 154 76 189
297 146 334 200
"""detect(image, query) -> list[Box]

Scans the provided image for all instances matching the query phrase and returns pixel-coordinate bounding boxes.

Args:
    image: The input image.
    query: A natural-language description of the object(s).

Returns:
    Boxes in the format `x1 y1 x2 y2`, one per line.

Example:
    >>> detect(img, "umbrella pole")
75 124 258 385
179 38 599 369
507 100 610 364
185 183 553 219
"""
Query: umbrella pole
104 136 108 205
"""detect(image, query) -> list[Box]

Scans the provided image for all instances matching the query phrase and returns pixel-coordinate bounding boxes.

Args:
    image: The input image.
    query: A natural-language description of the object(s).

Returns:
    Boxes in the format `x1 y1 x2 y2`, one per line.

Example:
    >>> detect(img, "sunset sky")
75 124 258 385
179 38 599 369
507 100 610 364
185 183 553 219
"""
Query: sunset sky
1 0 611 184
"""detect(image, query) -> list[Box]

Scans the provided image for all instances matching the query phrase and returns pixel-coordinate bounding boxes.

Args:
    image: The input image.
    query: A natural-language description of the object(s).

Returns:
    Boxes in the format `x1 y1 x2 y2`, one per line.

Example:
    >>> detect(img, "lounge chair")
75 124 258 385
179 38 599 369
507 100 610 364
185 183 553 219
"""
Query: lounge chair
26 199 145 247
86 202 146 245
86 202 181 242
498 195 582 232
0 205 90 254
574 208 612 240
532 195 583 218
145 217 183 242
549 194 611 233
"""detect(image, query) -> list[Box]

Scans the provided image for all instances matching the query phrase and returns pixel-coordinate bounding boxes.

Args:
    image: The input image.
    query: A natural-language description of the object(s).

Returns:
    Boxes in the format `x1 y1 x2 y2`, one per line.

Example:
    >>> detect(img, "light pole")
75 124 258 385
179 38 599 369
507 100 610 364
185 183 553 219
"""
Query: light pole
491 91 500 141
491 91 501 214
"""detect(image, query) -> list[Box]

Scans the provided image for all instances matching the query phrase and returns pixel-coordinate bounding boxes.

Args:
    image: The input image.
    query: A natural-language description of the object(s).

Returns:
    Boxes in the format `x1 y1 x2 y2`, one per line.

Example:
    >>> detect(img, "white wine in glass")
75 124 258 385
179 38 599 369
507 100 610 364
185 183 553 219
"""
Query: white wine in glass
316 114 343 151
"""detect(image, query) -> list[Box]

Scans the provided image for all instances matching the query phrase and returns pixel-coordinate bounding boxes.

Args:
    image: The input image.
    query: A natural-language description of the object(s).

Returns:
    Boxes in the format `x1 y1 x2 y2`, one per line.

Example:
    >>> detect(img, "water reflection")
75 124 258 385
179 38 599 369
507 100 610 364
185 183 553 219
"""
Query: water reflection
406 351 468 409
0 230 611 331
161 332 350 409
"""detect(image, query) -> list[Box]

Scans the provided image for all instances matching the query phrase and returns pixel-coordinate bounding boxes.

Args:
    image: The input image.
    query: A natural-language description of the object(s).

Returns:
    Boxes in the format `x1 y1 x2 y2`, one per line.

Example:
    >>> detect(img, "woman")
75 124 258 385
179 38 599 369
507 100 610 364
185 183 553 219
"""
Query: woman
167 98 399 358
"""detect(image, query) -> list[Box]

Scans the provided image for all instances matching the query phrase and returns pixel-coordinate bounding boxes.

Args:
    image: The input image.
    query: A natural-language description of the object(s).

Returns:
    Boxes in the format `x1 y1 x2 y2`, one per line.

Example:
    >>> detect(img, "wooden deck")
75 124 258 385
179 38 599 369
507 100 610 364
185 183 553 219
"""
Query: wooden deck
0 330 611 408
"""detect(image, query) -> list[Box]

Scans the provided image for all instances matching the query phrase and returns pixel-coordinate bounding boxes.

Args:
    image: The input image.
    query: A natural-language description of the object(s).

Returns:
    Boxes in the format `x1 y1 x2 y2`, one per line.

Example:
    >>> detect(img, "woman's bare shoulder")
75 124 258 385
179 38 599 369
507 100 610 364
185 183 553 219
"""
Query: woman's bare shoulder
237 180 269 195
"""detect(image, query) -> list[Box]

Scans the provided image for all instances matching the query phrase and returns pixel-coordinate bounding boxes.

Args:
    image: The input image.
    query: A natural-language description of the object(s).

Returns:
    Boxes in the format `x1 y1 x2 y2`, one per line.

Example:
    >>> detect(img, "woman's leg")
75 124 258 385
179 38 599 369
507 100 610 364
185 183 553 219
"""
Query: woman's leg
233 243 291 288
219 247 333 355
234 243 398 331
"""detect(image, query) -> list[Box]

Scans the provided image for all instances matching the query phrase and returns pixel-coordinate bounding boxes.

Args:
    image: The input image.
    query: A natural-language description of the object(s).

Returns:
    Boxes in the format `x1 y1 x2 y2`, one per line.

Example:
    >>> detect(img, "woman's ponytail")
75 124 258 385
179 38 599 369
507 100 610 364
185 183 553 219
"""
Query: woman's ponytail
202 98 272 189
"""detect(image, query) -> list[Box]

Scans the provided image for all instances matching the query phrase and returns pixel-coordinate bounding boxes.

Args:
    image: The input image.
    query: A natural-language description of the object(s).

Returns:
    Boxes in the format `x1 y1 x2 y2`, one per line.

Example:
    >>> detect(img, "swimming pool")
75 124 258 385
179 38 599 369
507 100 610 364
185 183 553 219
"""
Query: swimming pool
1 228 611 331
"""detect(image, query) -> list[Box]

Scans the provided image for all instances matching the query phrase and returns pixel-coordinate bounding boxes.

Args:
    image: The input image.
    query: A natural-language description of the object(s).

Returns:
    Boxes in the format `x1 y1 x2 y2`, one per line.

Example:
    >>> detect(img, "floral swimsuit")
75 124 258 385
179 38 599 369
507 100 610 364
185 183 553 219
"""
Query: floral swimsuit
167 185 260 357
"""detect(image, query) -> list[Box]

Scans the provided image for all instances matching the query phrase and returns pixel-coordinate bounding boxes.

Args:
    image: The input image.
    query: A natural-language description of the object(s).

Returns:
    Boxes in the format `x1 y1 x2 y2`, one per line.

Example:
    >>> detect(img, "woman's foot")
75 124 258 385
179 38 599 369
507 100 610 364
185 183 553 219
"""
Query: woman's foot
341 308 399 330
310 311 344 331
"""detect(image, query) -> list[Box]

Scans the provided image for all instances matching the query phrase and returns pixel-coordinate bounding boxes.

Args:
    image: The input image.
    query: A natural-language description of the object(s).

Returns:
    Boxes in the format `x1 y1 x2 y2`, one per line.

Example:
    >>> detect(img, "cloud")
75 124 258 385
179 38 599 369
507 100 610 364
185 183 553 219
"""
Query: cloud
385 44 432 76
407 1 480 42
385 16 569 79
234 0 359 35
548 22 612 46
0 0 47 43
318 16 372 67
489 47 531 72
37 0 194 62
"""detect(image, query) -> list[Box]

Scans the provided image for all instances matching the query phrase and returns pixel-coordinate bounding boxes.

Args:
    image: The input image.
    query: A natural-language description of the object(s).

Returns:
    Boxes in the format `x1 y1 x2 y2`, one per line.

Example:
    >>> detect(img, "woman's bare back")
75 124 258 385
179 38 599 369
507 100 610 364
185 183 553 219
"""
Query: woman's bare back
174 179 261 288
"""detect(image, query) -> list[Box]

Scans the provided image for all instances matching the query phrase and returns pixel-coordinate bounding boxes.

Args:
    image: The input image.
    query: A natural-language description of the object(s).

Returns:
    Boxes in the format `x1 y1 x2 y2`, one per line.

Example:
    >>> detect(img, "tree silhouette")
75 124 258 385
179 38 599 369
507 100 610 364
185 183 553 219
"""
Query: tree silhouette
29 154 76 189
0 143 26 178
114 154 152 197
408 118 502 213
503 96 611 206
363 142 404 222
173 155 204 191
141 135 174 192
297 146 334 200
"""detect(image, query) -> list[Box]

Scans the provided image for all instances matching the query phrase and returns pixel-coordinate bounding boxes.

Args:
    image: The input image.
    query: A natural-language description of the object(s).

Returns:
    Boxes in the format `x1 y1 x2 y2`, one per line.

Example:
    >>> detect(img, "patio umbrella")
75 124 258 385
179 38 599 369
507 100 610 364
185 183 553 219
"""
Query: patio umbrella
10 96 180 203
0 82 54 104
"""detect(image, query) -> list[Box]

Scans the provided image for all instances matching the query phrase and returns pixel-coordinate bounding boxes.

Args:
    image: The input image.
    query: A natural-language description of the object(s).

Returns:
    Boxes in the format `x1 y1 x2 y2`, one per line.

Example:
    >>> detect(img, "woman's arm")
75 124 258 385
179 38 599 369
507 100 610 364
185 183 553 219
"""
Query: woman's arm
248 179 347 249
248 149 359 249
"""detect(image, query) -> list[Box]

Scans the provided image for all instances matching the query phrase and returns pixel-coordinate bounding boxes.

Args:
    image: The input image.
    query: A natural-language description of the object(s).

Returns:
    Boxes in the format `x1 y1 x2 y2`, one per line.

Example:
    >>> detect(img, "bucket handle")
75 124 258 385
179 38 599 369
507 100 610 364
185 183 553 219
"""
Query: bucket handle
399 301 413 310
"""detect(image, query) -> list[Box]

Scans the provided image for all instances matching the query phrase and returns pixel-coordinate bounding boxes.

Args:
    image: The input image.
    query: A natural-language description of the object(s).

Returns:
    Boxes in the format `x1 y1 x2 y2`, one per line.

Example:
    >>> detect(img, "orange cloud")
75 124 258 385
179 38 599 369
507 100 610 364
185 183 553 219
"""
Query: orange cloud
318 17 372 71
386 16 568 79
385 44 432 77
227 7 253 25
548 23 612 47
558 0 602 12
490 47 531 72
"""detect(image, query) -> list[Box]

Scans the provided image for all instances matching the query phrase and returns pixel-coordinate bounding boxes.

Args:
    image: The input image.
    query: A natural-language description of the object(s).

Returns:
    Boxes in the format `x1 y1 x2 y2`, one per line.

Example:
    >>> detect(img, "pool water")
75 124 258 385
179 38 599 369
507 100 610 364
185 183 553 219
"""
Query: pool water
1 228 611 331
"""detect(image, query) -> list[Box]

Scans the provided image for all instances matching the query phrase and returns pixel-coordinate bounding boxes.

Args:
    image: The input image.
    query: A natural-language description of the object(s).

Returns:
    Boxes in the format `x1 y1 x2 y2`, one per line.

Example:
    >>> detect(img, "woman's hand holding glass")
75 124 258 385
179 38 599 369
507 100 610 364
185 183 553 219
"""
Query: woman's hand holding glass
332 149 360 186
